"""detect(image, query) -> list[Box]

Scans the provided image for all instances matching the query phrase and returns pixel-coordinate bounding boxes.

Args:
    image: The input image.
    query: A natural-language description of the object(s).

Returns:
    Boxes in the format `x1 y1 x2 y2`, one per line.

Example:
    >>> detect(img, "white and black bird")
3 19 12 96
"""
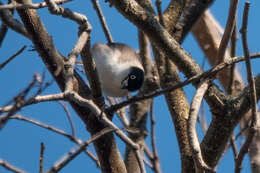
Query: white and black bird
91 42 144 97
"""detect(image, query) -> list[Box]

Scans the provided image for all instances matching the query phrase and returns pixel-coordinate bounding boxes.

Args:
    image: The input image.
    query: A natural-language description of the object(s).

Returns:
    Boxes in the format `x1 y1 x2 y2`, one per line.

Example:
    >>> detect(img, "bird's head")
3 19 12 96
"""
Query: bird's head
121 67 144 92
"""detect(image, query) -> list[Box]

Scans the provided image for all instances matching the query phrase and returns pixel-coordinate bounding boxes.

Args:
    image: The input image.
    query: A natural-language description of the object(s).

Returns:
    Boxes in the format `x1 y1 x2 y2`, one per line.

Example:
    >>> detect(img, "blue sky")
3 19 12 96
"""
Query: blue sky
0 0 260 172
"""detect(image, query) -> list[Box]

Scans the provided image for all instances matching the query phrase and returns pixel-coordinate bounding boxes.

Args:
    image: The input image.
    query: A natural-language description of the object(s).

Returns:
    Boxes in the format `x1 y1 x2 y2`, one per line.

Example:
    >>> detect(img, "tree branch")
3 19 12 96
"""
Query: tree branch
235 3 258 173
188 79 214 172
0 0 71 9
45 128 115 173
91 0 113 43
0 158 28 173
217 0 238 64
0 45 26 70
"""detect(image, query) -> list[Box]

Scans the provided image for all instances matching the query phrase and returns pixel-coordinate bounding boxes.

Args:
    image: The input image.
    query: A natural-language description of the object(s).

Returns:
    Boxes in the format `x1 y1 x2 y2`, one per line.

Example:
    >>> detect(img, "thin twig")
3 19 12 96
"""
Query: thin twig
217 0 239 64
7 114 100 167
39 142 45 173
91 0 113 43
45 128 114 173
228 2 239 159
150 101 162 173
0 0 71 9
187 79 214 172
0 23 8 47
235 3 258 173
0 45 26 70
143 143 154 161
143 157 153 169
0 75 39 129
0 158 27 173
44 0 91 26
0 93 65 114
228 18 238 95
58 101 76 137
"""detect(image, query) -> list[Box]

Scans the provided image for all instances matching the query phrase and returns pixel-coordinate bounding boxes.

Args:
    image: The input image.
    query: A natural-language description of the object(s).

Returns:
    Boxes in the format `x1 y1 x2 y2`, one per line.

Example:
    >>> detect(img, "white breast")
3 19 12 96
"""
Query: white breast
91 43 131 97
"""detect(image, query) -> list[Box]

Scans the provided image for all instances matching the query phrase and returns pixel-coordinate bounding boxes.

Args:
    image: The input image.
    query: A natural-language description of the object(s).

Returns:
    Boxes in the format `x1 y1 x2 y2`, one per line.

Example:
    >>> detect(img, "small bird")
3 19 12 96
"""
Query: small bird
91 42 144 97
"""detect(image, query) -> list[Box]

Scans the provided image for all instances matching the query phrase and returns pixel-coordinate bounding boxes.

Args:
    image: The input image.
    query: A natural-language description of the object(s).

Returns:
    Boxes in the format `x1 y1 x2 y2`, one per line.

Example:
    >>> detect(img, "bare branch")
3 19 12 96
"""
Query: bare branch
0 0 71 9
0 23 8 47
58 101 76 137
0 93 65 113
150 102 162 173
192 10 244 93
0 75 39 129
217 0 238 64
7 114 100 167
91 0 113 43
228 16 239 95
45 127 115 173
39 142 45 173
143 143 154 163
235 3 258 173
187 79 214 172
0 158 28 173
0 45 26 70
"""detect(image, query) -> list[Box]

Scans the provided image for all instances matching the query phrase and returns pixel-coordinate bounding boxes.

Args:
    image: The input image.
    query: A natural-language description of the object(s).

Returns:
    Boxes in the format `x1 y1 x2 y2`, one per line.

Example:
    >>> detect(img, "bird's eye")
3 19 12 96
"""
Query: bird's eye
130 75 136 80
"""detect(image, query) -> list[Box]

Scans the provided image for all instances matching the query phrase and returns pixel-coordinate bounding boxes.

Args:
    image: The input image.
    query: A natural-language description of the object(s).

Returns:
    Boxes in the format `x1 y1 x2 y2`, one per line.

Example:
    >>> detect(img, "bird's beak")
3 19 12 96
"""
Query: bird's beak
121 78 128 89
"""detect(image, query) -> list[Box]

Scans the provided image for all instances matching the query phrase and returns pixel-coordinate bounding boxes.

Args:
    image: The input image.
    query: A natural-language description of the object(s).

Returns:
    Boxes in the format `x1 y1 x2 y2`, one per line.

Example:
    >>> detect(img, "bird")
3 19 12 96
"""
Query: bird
91 42 144 97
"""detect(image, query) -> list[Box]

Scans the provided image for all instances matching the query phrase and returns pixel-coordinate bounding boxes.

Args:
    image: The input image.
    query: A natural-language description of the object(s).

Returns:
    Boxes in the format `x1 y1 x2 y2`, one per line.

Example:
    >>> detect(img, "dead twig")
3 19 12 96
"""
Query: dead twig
228 17 239 95
0 23 8 47
58 101 76 137
39 142 45 173
91 0 113 43
0 158 28 173
150 101 162 173
0 0 71 9
44 0 91 26
45 128 114 173
0 74 39 129
235 3 258 173
217 0 238 64
0 45 26 70
7 114 100 167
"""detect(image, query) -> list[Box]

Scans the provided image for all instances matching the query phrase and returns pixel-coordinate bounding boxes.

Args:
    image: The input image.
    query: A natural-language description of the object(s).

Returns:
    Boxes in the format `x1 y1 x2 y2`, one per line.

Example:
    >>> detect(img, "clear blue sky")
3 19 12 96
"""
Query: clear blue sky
0 0 260 172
